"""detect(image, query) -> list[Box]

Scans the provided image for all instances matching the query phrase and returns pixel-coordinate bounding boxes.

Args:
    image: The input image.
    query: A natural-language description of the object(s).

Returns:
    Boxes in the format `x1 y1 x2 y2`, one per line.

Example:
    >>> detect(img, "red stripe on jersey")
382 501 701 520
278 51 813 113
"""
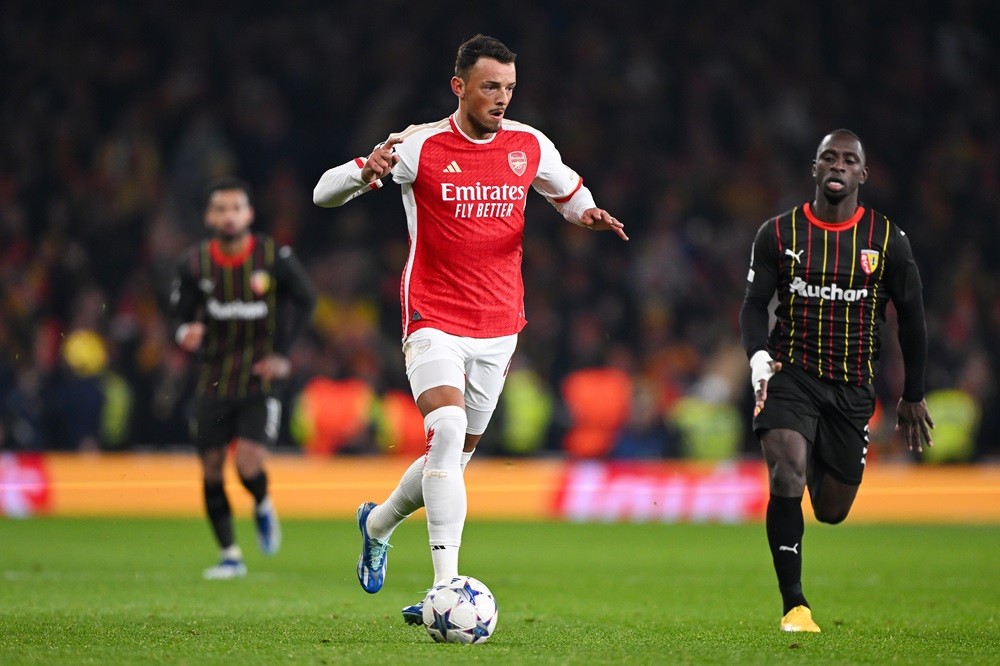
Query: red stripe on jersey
353 157 365 168
554 178 583 204
856 210 876 382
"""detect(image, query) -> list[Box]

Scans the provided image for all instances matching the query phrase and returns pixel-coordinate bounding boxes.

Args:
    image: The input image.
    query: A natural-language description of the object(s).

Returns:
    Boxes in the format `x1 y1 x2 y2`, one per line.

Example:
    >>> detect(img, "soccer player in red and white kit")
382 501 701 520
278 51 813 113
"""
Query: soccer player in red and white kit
313 34 627 623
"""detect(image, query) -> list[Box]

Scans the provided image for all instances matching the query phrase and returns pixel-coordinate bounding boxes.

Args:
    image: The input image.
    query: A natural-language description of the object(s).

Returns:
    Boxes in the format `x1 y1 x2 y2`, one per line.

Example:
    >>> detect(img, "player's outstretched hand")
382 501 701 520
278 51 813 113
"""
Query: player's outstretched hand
361 136 403 184
895 398 935 453
252 354 292 382
580 208 628 241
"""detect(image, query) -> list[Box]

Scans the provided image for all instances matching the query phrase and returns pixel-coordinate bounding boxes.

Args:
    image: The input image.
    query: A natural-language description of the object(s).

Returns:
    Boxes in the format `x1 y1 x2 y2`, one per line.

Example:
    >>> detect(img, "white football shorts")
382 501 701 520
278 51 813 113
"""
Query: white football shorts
403 327 517 435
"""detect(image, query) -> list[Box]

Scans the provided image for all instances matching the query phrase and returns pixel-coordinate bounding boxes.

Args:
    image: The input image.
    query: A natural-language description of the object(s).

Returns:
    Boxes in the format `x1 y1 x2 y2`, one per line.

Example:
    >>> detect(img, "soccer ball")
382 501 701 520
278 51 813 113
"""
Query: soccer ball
422 575 498 644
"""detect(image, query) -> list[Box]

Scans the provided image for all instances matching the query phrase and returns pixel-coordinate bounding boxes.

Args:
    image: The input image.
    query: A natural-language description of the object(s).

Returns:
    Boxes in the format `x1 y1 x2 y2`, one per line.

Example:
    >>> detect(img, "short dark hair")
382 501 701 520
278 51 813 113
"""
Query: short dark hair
454 34 516 79
203 176 253 209
823 129 866 162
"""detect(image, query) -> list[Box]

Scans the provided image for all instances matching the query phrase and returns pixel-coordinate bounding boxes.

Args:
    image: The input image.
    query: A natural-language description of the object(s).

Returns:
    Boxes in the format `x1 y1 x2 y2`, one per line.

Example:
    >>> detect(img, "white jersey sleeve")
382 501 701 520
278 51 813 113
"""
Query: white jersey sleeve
312 153 386 208
529 129 597 225
390 131 419 186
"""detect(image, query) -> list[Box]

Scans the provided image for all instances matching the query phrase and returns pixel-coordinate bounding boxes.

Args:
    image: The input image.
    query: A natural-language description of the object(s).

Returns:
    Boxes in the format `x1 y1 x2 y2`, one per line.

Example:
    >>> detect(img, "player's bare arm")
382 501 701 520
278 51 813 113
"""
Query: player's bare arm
578 208 629 241
361 136 403 184
895 398 934 453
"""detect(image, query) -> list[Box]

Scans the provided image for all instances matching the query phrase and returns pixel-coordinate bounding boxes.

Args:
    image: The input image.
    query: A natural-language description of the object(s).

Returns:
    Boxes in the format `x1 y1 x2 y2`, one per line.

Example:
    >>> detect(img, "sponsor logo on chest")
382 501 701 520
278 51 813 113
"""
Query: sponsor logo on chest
440 181 527 219
438 150 531 219
789 276 868 302
206 298 269 320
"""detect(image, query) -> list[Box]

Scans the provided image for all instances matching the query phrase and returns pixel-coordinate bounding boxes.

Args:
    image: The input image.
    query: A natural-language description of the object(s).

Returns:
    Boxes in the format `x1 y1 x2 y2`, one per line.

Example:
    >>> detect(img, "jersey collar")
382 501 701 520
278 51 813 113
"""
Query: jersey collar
449 113 499 144
210 235 256 267
803 202 865 231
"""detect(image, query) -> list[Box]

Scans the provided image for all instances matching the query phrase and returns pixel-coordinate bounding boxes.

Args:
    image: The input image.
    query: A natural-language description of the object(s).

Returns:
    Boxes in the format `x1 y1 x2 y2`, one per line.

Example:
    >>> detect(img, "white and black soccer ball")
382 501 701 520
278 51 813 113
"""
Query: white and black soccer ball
422 575 498 644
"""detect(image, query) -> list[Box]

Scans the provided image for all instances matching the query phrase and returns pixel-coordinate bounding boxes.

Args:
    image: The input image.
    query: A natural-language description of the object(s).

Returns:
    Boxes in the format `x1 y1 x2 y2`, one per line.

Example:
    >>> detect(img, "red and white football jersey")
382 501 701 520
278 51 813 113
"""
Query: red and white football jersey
314 113 597 339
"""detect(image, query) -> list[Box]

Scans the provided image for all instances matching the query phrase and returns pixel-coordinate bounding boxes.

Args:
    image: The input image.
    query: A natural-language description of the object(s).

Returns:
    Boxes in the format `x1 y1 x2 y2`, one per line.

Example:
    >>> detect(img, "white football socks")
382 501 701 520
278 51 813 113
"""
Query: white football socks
420 405 468 584
366 437 475 543
366 457 424 541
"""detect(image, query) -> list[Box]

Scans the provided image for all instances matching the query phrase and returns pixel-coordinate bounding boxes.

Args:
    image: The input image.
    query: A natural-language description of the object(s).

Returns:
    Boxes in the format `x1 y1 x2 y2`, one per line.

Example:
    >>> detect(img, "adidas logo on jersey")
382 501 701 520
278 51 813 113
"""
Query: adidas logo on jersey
443 161 462 173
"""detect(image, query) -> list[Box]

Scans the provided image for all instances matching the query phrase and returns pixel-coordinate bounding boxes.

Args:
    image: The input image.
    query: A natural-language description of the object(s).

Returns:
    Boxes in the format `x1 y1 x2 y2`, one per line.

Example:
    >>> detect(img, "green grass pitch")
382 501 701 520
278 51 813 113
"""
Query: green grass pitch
1 517 997 664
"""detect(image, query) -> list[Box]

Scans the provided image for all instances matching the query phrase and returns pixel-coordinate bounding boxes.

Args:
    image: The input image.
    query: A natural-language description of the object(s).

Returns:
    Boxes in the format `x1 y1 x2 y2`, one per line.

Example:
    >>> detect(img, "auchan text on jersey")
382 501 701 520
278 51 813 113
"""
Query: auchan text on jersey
206 298 269 320
789 277 869 302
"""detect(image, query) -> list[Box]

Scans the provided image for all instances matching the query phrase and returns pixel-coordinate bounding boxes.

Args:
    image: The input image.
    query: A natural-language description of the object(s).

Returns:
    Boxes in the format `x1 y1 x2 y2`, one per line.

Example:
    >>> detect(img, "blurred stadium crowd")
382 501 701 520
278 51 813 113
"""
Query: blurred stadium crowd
1 1 996 461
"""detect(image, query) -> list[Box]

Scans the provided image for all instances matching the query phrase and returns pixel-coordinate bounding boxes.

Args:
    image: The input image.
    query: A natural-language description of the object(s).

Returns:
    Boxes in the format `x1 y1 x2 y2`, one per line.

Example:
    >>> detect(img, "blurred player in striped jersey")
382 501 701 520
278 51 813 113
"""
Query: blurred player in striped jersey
740 130 934 632
171 177 316 579
313 34 627 623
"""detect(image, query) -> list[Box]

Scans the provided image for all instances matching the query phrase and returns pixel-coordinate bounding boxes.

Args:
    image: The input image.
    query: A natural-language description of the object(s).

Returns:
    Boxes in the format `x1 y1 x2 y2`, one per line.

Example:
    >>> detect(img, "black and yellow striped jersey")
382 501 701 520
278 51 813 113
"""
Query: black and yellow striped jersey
171 234 315 399
741 203 926 399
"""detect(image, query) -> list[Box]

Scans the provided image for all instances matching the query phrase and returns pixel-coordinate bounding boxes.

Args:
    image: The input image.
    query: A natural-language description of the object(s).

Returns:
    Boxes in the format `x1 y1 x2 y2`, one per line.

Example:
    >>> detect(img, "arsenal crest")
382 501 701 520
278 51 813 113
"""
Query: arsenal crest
508 151 527 176
859 249 880 275
251 270 272 296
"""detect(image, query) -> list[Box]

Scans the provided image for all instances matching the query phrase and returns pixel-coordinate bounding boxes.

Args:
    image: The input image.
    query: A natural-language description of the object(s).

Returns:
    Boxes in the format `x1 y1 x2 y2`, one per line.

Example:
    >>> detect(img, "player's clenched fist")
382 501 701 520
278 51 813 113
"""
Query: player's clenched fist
361 136 403 184
176 322 205 352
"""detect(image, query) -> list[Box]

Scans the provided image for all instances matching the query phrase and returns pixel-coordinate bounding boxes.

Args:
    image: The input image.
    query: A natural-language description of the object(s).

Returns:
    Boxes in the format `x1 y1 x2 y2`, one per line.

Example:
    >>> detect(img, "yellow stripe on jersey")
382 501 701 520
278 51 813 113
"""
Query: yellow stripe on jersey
816 228 829 377
843 223 859 382
238 252 254 399
264 238 277 394
198 242 213 395
866 218 891 378
220 265 236 396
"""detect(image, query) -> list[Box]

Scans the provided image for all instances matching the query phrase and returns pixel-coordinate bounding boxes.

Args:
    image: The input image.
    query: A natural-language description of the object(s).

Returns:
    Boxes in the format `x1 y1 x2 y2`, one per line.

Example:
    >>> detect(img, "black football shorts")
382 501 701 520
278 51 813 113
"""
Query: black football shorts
753 361 876 485
191 394 282 450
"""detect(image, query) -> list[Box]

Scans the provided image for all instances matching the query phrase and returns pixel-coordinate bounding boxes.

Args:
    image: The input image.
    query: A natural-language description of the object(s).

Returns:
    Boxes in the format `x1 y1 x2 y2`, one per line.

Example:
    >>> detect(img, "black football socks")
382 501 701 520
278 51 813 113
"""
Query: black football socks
204 481 235 549
766 494 809 614
239 470 269 506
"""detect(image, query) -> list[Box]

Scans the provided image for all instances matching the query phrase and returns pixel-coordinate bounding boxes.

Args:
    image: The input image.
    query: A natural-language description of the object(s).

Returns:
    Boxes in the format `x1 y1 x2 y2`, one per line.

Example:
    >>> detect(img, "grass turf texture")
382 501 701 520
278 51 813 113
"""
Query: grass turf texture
0 518 997 664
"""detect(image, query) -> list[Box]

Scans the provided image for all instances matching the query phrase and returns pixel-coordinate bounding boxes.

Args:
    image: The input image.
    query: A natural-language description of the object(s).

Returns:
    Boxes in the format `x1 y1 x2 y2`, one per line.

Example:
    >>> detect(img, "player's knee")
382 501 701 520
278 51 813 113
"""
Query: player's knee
426 405 467 441
768 461 806 496
813 505 849 524
200 454 225 483
424 405 468 465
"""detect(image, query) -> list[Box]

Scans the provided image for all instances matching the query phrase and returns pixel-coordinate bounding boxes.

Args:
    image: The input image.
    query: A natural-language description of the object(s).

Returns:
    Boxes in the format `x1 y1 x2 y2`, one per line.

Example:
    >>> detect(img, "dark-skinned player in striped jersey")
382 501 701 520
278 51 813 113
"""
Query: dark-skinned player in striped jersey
171 177 316 579
740 130 934 632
